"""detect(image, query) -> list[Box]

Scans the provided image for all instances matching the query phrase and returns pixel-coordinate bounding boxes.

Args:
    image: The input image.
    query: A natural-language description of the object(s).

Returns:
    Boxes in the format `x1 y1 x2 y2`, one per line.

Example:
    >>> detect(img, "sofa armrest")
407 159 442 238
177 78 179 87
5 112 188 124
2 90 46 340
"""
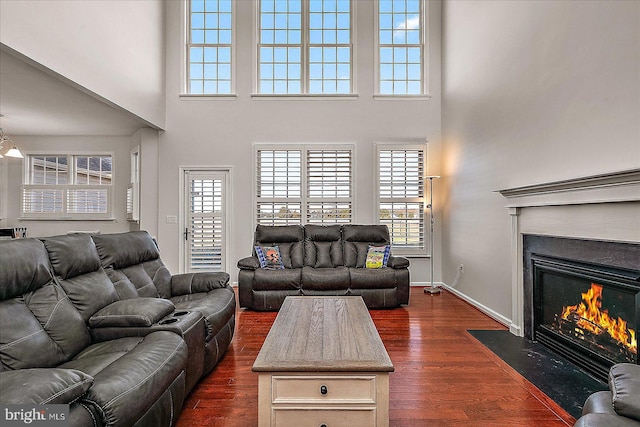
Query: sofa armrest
237 256 260 270
171 271 230 296
0 368 94 405
89 298 175 328
610 363 640 421
388 255 410 269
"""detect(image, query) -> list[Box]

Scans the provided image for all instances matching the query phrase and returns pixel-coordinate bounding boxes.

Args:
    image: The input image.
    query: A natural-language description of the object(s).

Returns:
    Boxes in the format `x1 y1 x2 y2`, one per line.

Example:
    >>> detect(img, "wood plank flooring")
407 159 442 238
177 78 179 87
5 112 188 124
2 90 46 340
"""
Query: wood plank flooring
176 288 576 427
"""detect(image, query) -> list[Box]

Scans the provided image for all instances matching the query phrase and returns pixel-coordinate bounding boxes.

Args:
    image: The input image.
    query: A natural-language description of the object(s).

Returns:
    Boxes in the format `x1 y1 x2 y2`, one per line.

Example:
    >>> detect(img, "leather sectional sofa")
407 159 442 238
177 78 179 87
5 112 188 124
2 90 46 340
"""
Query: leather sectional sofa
237 224 410 310
574 363 640 427
0 231 236 427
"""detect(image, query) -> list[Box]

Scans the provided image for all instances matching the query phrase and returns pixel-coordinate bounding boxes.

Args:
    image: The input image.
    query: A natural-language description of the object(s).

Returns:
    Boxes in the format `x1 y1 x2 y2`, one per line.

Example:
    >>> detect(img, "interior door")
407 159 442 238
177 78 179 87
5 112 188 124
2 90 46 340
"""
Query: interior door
183 170 227 272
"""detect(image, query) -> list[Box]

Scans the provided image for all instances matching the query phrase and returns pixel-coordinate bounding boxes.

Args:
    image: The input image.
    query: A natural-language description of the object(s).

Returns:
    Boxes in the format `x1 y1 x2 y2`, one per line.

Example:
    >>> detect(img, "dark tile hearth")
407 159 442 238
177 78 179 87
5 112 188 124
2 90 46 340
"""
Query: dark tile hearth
468 329 608 420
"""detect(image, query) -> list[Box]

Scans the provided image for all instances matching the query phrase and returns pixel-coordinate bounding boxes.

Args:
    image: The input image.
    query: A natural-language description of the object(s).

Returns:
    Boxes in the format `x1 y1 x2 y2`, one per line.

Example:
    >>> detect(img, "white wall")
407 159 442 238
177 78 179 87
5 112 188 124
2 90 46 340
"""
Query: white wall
0 0 166 129
441 1 640 321
157 0 443 282
3 136 133 237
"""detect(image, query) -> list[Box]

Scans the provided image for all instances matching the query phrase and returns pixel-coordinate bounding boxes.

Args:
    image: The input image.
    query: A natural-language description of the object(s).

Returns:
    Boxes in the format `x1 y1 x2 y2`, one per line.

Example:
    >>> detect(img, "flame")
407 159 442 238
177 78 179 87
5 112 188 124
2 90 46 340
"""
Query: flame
561 283 637 355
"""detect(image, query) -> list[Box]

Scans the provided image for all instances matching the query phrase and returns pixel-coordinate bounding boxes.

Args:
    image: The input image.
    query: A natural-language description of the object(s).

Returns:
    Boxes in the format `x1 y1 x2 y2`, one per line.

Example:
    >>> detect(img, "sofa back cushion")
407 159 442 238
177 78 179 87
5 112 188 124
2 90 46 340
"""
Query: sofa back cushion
0 239 90 369
254 225 304 269
342 225 391 268
41 234 120 322
304 225 343 267
0 239 52 300
92 232 172 299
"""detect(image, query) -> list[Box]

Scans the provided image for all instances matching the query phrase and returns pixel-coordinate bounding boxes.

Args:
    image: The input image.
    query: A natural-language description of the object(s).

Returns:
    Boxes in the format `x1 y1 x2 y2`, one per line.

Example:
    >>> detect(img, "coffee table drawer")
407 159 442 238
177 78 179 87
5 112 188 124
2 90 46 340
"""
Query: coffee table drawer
273 408 376 426
272 375 376 403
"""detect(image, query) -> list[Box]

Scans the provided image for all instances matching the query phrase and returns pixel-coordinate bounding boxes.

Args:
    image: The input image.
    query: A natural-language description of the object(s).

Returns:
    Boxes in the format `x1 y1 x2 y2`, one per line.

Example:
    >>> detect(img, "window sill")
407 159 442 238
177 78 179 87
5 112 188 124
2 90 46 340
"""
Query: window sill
18 217 117 222
179 94 237 101
373 94 432 101
251 93 359 101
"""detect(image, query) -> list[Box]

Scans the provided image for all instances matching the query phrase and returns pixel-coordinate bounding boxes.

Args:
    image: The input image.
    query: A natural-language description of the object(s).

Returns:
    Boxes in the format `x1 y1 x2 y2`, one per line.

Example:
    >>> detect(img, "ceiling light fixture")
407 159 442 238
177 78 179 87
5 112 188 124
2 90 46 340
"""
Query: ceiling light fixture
0 114 24 159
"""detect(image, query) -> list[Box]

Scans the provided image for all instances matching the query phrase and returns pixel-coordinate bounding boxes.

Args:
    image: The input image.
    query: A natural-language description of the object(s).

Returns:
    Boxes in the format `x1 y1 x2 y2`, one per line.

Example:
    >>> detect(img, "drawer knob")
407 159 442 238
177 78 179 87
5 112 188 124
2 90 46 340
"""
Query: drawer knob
320 385 328 395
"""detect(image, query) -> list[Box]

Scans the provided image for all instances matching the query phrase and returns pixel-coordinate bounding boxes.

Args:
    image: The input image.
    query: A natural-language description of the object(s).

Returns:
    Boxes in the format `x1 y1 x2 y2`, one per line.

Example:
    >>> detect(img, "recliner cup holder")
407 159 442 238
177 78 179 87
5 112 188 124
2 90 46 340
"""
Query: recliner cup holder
173 311 189 316
159 318 179 325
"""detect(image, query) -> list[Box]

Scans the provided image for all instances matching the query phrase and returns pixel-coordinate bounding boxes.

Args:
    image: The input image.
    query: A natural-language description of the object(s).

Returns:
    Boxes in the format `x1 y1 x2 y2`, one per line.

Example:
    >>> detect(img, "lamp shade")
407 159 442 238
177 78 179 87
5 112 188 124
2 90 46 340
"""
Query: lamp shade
5 145 24 158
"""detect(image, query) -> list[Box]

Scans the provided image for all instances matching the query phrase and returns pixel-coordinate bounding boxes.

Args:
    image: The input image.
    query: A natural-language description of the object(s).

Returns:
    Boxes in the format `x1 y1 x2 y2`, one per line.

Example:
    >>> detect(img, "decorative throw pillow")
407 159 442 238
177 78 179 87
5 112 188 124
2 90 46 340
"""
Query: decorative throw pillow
365 245 391 269
255 245 285 270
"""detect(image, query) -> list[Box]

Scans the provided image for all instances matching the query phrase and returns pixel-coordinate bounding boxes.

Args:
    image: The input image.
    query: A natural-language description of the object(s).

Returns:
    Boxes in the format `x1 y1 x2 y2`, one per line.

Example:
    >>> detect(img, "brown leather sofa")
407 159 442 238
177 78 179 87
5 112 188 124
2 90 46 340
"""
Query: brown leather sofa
574 363 640 427
237 224 410 310
0 231 236 426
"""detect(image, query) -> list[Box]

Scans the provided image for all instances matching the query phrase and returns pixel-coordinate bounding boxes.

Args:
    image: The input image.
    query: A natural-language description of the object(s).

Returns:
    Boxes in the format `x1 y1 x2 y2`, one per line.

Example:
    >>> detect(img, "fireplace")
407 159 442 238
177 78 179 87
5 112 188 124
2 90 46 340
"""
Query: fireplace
524 235 640 382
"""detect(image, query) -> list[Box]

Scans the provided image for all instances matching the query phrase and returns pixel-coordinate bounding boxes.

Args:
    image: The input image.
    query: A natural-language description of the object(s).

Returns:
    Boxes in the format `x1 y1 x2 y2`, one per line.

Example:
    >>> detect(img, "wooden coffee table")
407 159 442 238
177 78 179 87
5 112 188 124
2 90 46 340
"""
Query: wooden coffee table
252 296 394 427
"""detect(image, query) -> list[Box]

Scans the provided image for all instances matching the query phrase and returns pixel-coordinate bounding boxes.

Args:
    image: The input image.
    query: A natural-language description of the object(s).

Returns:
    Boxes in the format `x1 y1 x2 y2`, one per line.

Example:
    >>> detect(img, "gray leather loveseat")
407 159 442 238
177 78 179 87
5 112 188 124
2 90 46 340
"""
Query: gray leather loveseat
237 224 410 310
0 231 236 426
574 363 640 427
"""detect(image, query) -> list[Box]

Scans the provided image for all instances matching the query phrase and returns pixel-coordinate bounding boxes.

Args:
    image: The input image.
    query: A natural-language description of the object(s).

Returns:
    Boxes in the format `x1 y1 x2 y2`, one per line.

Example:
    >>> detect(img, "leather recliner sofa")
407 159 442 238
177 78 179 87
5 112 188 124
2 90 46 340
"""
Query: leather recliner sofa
0 231 236 426
237 224 410 310
573 363 640 427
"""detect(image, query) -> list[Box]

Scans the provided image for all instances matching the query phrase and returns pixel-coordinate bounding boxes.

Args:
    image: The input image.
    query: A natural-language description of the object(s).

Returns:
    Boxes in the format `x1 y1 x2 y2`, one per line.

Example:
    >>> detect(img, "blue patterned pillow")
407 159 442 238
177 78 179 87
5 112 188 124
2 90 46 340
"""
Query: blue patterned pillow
365 245 391 269
255 245 285 270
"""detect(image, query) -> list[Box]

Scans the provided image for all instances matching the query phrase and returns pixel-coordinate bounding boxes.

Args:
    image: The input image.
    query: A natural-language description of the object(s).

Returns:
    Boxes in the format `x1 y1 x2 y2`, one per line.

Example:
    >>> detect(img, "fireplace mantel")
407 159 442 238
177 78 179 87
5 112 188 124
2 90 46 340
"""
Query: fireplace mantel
498 168 640 337
498 168 640 208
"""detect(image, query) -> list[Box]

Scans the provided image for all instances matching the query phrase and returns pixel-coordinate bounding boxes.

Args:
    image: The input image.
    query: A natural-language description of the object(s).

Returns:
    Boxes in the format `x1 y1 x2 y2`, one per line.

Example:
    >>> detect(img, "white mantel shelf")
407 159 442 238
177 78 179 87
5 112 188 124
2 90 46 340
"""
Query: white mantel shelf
497 168 640 208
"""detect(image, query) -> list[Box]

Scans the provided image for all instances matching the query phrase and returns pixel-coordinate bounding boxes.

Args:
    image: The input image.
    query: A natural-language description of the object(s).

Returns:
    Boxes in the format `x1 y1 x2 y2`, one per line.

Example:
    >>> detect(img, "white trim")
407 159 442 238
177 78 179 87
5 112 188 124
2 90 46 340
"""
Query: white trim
179 94 238 100
250 93 358 100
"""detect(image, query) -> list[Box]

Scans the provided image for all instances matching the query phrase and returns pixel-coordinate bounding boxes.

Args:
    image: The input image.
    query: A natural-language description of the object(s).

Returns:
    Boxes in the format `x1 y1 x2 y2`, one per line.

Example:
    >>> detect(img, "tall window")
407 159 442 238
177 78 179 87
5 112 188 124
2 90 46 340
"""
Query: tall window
256 145 353 225
377 0 425 95
22 154 113 219
376 145 426 253
187 0 233 94
258 0 352 94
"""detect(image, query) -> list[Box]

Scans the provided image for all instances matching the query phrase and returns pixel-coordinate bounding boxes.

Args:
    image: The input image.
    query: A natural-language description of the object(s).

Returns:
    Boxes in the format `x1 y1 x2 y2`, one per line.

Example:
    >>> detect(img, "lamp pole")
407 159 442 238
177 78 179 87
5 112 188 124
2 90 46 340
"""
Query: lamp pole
424 176 440 294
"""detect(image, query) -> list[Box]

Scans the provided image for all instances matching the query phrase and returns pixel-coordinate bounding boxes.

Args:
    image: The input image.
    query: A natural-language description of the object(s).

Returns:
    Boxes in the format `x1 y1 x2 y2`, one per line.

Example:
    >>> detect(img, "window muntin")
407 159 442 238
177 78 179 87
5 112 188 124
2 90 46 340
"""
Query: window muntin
258 0 352 95
22 154 113 219
377 146 426 253
188 0 233 94
377 0 424 95
256 145 353 225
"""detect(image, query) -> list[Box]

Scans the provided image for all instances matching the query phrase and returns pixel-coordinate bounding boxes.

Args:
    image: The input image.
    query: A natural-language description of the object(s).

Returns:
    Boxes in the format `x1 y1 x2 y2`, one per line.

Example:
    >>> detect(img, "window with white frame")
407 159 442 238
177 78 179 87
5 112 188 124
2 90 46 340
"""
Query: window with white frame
376 145 426 254
187 0 233 94
127 147 140 222
377 0 426 95
256 145 353 225
258 0 352 94
22 154 113 219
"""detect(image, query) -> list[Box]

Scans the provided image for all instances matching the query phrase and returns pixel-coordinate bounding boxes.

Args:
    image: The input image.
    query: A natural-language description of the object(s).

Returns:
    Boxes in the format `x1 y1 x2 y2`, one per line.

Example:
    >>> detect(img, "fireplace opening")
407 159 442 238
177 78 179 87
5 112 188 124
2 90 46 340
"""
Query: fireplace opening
532 255 639 381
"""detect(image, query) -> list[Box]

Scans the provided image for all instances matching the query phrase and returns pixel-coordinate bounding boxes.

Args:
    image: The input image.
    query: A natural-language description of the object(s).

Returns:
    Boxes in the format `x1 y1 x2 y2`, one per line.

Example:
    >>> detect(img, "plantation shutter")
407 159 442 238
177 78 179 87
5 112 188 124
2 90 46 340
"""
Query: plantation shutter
186 172 226 272
306 149 352 223
378 147 426 251
256 149 302 225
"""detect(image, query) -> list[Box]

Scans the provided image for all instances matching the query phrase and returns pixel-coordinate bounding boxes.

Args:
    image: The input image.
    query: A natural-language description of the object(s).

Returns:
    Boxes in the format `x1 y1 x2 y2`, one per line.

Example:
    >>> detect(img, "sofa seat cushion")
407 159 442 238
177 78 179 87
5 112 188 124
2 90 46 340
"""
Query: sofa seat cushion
60 331 187 426
253 268 302 291
301 266 350 291
0 368 93 405
171 287 236 343
349 267 398 289
573 413 640 427
610 363 640 421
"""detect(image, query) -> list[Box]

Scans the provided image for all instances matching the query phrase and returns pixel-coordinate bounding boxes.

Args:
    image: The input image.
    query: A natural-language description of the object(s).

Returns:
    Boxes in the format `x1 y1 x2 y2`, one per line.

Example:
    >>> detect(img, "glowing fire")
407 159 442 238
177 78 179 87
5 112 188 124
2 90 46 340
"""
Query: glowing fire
561 283 637 355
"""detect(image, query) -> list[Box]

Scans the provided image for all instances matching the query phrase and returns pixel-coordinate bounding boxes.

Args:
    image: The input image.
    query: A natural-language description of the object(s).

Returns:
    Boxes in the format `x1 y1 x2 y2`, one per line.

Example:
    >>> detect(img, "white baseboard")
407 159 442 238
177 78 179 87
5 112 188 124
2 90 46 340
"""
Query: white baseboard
416 281 512 329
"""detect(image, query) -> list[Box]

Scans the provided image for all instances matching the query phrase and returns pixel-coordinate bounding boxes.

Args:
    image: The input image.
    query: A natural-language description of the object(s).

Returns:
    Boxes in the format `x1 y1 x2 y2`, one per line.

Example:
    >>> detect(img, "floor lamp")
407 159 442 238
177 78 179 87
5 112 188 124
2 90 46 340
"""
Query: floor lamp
424 176 441 294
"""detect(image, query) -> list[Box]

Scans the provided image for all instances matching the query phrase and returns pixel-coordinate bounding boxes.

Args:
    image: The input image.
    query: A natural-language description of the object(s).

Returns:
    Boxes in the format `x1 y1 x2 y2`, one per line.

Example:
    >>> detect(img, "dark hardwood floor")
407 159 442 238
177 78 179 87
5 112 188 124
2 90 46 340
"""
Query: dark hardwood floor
177 288 575 426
